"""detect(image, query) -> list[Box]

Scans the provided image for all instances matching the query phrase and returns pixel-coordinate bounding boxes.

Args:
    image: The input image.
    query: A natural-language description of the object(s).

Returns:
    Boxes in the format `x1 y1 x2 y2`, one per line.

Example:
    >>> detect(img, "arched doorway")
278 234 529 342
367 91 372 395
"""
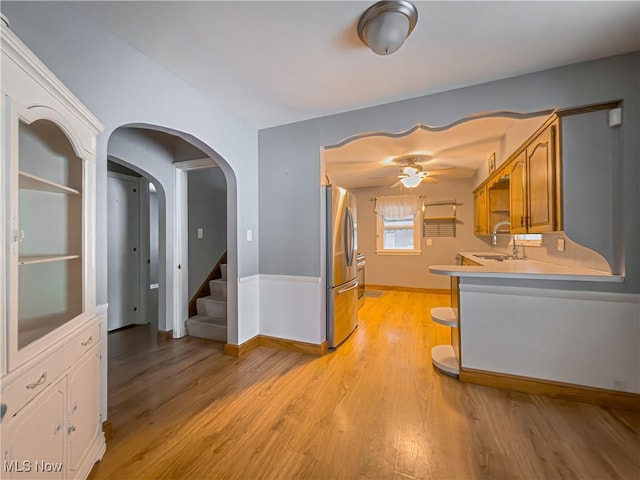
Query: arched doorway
106 124 238 342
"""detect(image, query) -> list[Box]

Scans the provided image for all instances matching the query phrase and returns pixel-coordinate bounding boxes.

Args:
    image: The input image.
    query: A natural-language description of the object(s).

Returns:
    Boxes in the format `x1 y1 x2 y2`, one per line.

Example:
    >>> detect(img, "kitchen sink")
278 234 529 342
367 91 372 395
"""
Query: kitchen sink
474 254 518 261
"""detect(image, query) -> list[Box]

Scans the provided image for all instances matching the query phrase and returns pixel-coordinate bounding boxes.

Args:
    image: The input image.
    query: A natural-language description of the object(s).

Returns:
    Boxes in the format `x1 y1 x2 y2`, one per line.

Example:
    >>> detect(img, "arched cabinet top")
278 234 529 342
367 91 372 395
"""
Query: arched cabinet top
2 24 104 159
18 104 89 161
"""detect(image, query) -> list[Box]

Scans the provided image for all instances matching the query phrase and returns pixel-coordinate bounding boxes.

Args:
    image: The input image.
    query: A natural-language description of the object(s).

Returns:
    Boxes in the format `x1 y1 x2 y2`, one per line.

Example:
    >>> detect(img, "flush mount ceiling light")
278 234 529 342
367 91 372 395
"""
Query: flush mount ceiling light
357 0 418 55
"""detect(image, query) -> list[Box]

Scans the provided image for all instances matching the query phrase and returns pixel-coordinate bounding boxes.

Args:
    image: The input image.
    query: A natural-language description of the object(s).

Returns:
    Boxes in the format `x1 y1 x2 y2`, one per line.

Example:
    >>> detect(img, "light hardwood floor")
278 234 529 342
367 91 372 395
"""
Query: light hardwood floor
90 290 640 480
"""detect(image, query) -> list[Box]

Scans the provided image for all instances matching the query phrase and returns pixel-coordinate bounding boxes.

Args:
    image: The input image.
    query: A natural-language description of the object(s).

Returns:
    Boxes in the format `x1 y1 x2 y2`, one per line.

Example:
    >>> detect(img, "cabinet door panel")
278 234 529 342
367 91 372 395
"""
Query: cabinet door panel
67 348 101 474
527 125 556 232
2 379 66 479
474 186 488 236
509 152 527 234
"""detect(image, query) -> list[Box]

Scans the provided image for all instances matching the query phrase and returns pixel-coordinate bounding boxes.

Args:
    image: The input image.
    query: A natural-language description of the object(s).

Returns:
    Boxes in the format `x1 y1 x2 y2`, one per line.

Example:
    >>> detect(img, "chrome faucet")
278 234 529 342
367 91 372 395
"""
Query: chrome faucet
492 221 510 246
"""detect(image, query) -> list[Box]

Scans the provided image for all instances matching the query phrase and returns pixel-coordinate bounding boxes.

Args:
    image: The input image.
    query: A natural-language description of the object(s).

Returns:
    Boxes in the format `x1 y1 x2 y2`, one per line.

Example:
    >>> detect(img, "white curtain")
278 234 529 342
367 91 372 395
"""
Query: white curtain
375 195 422 220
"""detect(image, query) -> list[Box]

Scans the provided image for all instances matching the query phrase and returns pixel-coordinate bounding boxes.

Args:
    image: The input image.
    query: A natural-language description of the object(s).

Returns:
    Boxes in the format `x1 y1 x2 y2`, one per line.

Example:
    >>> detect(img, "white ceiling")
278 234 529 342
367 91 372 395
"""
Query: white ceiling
67 1 639 188
69 1 639 130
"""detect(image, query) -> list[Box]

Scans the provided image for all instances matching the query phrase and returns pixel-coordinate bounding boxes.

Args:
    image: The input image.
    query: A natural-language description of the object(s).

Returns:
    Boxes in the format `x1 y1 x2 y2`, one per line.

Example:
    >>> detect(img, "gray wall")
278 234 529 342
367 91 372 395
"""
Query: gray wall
259 53 639 293
561 109 618 272
187 168 227 297
353 179 489 290
258 121 322 278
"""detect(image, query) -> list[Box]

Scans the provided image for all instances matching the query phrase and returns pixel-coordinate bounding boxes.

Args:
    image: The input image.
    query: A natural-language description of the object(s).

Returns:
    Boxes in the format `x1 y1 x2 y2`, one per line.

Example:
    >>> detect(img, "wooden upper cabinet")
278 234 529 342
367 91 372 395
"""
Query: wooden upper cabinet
474 185 488 236
507 119 560 234
526 122 558 232
509 151 527 233
472 116 562 237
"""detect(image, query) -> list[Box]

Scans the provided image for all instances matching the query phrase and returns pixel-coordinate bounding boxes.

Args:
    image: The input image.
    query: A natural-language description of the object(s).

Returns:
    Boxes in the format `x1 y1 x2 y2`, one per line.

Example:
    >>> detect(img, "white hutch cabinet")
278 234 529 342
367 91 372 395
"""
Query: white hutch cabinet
1 17 106 479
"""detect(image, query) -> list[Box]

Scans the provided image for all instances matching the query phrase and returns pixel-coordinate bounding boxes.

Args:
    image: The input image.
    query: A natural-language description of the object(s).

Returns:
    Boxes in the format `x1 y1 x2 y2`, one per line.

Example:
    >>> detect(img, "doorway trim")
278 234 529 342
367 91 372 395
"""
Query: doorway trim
173 157 220 338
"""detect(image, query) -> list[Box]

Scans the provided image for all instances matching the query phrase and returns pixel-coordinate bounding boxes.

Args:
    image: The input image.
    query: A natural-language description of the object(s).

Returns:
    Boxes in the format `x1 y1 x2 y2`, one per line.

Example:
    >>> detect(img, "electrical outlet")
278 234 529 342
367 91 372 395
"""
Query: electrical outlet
557 238 565 252
426 238 432 246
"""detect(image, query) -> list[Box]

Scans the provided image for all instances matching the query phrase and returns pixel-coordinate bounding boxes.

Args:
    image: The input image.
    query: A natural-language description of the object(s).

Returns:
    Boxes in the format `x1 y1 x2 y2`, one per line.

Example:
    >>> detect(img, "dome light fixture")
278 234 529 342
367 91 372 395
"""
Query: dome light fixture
357 1 418 55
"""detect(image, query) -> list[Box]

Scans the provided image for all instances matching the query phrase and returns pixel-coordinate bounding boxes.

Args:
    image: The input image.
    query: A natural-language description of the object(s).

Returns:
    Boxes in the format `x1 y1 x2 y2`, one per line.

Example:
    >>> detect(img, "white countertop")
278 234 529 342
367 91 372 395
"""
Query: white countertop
429 252 623 283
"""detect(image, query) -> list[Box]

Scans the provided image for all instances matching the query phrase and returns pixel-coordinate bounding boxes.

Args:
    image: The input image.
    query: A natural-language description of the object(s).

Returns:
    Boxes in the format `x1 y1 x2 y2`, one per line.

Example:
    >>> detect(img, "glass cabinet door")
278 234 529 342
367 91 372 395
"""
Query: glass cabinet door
15 119 85 351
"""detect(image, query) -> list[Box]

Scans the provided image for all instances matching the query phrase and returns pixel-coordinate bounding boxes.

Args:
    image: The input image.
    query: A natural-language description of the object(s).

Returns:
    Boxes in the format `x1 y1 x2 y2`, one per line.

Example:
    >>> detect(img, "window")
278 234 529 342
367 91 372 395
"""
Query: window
375 195 422 254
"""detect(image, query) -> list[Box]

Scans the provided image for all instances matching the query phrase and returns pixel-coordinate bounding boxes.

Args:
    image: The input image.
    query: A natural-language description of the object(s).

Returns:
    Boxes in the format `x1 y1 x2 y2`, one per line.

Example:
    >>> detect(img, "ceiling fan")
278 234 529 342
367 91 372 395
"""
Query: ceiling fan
376 156 457 188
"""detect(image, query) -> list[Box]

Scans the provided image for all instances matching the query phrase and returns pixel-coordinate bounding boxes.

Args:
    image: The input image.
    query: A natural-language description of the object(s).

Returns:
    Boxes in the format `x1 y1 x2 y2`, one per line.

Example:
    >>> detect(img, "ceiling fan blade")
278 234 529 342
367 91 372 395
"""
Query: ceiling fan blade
368 174 402 179
424 167 457 176
390 180 402 188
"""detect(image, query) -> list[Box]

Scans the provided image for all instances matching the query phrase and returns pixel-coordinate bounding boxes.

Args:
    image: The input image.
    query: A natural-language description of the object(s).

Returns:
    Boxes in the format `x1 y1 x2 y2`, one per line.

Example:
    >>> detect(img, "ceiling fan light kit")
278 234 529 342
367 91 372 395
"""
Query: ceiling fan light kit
357 0 418 55
399 176 423 188
387 155 457 189
401 165 421 176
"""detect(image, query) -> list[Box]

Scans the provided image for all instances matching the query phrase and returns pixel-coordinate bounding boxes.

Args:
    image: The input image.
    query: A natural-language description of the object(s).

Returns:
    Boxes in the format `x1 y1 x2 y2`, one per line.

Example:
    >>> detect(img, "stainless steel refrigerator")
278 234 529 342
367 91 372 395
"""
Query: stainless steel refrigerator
326 185 358 348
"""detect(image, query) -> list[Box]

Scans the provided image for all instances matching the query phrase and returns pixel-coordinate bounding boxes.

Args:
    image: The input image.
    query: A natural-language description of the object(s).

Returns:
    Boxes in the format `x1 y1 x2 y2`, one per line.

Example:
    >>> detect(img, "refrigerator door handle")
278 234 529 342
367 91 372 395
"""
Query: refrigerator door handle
337 281 359 294
350 206 356 264
345 206 354 266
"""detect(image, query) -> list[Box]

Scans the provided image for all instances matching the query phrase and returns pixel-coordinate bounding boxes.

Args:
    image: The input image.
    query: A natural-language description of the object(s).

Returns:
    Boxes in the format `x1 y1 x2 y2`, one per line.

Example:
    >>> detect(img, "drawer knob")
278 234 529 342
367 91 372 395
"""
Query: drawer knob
26 372 47 390
81 336 93 347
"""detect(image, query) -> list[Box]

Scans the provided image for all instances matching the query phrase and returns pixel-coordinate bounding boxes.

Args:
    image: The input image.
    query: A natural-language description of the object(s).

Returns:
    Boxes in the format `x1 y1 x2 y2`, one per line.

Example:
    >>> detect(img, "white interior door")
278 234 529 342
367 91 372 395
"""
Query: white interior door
107 174 140 331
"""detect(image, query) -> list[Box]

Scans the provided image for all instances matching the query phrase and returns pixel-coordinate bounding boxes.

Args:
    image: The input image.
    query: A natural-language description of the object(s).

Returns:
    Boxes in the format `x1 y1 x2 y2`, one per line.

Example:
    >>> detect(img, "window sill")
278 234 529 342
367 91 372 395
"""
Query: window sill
376 250 422 256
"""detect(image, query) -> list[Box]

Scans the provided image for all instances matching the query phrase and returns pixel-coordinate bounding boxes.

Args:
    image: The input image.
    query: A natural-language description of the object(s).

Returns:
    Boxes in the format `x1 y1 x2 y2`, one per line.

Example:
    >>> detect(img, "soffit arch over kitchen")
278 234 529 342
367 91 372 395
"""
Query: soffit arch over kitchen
322 109 555 189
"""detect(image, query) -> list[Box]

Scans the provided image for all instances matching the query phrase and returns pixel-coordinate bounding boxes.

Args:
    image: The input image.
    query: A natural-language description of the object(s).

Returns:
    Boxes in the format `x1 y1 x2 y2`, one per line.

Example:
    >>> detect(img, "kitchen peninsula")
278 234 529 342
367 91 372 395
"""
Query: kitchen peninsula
429 254 639 410
432 252 623 282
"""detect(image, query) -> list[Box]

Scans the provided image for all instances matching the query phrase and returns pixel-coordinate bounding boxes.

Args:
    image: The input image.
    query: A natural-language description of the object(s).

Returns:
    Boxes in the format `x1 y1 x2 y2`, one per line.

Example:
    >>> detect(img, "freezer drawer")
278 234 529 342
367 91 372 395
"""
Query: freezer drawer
327 279 358 348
